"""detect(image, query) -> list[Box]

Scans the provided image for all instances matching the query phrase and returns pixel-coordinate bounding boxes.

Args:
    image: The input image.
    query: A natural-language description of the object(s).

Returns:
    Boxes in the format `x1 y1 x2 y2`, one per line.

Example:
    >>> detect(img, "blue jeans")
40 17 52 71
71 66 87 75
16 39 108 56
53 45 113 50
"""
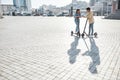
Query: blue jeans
75 19 80 33
89 23 94 35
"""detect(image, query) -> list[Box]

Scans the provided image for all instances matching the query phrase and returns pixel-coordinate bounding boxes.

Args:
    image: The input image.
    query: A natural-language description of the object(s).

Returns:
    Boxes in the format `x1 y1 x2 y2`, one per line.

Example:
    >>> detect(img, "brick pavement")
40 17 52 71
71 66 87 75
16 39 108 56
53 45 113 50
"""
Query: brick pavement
0 16 120 80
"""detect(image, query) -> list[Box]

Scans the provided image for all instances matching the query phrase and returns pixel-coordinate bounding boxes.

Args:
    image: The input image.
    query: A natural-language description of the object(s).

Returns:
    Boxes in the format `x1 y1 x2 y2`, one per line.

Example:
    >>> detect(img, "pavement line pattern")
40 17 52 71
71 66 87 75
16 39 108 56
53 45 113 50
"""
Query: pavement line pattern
0 16 120 80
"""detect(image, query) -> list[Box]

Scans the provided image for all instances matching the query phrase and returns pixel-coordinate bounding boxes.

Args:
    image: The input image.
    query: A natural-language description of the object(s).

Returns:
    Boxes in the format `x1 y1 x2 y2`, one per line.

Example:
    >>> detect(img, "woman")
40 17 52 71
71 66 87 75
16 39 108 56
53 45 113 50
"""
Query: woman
74 9 81 35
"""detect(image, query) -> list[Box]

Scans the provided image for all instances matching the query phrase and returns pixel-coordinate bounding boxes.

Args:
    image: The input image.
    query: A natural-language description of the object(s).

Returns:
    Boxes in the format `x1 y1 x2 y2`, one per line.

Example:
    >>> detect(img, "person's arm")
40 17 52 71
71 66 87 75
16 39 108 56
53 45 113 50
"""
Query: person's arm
82 13 88 18
82 14 91 20
74 14 81 18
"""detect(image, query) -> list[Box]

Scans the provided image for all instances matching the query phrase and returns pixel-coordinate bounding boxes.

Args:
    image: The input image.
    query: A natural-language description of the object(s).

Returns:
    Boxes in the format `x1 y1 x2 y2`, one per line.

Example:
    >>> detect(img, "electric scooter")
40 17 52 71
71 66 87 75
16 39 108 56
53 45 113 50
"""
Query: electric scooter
82 19 98 38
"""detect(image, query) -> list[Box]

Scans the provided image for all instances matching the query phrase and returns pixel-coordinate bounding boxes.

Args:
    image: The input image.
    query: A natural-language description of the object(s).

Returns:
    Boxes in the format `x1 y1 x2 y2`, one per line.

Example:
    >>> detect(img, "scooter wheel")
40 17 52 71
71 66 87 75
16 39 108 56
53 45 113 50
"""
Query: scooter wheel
82 33 84 38
78 32 80 37
71 31 73 36
94 32 97 37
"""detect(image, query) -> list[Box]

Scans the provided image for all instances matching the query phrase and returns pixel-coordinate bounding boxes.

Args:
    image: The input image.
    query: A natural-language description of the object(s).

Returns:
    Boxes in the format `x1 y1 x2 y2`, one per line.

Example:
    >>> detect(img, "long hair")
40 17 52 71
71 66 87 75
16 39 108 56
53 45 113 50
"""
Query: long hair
76 9 80 14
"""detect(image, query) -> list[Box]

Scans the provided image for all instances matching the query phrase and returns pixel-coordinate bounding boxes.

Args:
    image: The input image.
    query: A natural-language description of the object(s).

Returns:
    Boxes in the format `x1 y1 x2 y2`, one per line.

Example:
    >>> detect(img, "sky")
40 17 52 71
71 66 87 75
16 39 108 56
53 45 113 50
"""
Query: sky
1 0 90 8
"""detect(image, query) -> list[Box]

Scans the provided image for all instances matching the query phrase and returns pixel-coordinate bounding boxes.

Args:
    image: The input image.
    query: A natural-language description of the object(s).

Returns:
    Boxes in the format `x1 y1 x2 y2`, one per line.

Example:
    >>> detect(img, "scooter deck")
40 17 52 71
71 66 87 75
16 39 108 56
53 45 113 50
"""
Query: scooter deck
71 31 80 37
82 33 98 38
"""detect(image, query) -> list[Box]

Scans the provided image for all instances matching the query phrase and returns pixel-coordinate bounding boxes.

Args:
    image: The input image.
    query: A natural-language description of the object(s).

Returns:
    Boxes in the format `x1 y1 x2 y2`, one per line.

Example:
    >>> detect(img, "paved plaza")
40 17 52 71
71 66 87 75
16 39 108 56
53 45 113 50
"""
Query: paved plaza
0 16 120 80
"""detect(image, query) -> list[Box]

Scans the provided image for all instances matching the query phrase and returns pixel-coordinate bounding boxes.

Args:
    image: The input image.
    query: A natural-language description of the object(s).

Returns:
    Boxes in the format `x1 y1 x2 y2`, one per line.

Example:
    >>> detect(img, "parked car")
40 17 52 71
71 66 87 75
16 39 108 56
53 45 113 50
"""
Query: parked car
47 14 54 16
21 11 32 16
42 14 47 17
56 13 63 17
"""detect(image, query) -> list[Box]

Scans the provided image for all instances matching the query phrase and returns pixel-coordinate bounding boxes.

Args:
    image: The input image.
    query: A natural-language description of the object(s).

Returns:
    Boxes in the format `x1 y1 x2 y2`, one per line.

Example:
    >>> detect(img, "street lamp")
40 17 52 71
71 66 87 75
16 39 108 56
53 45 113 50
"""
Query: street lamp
71 0 74 16
107 1 109 16
101 0 104 16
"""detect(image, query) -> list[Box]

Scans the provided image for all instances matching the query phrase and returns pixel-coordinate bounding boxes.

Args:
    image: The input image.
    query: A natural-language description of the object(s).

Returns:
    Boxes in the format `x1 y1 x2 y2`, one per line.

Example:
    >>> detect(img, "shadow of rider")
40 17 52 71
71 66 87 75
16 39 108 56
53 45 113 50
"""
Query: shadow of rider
82 38 100 74
67 37 81 64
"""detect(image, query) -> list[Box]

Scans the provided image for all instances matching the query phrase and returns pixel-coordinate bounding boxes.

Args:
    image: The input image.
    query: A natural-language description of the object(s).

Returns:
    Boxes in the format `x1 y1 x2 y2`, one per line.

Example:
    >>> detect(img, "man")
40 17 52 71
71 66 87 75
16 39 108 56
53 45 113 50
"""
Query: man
85 7 94 36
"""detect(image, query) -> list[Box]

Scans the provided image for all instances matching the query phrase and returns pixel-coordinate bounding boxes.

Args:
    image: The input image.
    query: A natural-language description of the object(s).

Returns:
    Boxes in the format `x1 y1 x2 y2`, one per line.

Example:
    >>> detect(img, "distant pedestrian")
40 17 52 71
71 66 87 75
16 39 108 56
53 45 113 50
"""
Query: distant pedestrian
84 7 94 36
74 9 81 34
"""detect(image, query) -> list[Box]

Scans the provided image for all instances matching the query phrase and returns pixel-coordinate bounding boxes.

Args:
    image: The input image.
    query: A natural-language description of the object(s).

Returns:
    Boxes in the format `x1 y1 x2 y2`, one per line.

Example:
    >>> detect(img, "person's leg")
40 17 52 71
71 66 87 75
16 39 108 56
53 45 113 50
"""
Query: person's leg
77 21 80 33
91 23 94 35
89 23 94 35
75 20 79 33
89 24 91 35
75 20 78 33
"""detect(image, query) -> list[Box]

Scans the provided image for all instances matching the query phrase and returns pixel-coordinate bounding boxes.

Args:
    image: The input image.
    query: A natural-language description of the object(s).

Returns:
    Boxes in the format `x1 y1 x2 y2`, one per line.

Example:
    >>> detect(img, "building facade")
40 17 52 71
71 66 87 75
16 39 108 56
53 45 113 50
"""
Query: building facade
90 0 96 6
91 0 118 16
13 0 31 13
26 0 31 11
0 0 3 18
105 0 120 19
1 4 14 15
